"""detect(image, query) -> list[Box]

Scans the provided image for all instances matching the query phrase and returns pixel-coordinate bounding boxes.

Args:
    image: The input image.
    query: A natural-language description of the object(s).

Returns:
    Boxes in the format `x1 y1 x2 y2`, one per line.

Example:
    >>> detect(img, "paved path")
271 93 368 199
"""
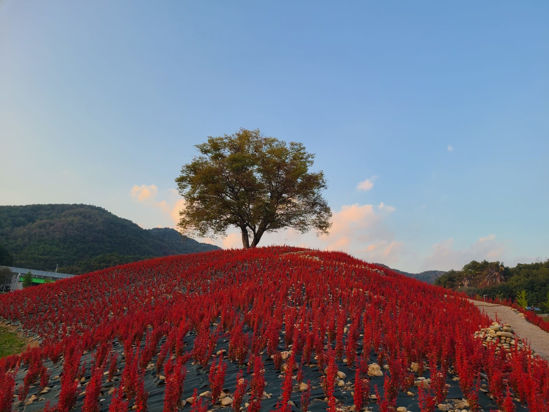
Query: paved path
470 300 549 361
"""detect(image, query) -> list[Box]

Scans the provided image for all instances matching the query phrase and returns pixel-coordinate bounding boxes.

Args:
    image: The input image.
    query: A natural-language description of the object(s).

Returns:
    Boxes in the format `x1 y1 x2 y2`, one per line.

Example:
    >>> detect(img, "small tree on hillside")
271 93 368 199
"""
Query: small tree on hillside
175 129 331 248
22 272 33 288
516 289 528 309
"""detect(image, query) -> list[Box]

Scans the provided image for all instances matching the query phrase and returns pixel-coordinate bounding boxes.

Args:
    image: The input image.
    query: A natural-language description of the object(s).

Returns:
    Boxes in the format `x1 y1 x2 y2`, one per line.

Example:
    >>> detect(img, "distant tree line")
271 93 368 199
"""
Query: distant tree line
0 243 13 266
436 259 549 311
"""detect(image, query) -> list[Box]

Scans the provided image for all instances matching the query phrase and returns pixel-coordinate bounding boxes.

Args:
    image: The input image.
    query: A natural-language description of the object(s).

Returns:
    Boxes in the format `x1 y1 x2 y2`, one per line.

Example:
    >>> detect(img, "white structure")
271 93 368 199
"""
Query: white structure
6 267 74 291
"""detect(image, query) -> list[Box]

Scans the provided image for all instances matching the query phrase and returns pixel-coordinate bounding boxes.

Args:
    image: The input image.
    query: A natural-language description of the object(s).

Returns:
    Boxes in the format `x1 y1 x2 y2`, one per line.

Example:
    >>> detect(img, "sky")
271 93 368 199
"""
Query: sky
1 1 548 272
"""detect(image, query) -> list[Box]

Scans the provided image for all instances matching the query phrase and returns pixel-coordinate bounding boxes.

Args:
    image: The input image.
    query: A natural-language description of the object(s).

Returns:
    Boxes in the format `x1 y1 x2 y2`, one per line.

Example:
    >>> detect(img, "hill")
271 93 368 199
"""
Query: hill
0 248 546 411
0 204 219 274
393 269 446 284
435 259 549 310
376 264 445 284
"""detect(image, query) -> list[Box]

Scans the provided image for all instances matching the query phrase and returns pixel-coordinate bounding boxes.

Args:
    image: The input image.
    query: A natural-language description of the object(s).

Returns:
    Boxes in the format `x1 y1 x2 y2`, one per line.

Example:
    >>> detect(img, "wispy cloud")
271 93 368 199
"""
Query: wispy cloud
130 185 184 226
422 234 506 271
377 202 395 213
130 184 402 264
357 176 377 191
447 145 454 152
131 184 158 201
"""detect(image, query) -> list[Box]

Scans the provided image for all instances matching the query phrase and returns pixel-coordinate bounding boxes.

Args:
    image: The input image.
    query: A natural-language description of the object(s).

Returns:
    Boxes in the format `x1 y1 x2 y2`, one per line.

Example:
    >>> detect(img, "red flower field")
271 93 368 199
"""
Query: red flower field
0 247 547 411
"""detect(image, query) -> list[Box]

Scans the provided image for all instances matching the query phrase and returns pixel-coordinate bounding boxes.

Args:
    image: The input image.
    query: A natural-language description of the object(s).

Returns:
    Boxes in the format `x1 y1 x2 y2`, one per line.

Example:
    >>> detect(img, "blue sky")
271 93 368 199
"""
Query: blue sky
1 1 548 272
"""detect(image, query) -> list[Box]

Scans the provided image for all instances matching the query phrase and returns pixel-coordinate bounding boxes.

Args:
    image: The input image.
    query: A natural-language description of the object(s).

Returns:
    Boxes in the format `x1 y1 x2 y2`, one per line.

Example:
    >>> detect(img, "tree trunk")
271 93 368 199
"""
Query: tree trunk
241 227 250 248
250 227 265 248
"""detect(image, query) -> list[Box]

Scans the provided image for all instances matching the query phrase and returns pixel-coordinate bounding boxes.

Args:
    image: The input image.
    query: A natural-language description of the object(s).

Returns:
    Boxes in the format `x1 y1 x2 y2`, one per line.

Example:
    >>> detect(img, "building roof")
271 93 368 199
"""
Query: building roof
8 267 74 279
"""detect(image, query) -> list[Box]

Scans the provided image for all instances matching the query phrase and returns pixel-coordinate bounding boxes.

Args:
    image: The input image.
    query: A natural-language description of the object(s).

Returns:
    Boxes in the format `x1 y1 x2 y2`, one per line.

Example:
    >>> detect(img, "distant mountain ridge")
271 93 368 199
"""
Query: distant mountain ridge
397 269 447 284
376 263 446 284
0 204 219 274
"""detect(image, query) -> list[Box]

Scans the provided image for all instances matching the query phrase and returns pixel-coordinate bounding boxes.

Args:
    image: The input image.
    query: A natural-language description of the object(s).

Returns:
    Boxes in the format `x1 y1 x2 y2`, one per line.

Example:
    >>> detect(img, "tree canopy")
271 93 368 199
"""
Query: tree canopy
0 244 12 266
175 129 331 248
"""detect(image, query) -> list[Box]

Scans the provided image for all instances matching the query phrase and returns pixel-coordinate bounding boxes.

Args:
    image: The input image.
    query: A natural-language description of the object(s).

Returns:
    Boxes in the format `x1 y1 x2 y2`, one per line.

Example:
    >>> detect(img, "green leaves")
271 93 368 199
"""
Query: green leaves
175 129 331 247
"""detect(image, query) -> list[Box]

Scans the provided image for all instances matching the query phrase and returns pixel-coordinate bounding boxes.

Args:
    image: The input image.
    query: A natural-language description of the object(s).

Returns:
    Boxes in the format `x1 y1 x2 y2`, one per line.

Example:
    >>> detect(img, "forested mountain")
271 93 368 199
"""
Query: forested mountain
376 264 445 284
0 243 13 266
0 204 219 274
436 260 549 309
394 269 446 284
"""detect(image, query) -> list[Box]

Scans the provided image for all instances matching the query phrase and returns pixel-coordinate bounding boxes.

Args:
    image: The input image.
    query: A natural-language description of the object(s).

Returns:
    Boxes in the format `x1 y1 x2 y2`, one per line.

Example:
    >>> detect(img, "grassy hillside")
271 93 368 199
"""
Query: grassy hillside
0 204 219 274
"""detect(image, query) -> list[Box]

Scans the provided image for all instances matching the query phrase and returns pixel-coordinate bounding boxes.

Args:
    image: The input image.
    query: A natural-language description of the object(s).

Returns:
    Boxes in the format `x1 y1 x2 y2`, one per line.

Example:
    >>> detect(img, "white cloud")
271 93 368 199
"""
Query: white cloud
357 176 376 191
422 234 506 271
256 202 402 266
447 145 454 152
130 184 402 263
377 202 396 213
362 240 403 262
131 184 158 201
478 234 496 242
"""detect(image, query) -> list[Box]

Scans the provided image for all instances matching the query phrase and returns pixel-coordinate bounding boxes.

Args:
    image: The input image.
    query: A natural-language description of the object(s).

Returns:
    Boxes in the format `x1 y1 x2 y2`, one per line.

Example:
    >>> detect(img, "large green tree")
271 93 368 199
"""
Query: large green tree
175 129 331 248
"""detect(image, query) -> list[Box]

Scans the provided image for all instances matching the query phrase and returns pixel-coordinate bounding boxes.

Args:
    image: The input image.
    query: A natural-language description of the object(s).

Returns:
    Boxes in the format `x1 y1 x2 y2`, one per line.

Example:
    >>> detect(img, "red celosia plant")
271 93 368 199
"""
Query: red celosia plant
232 371 247 411
300 380 311 412
324 348 337 412
0 247 547 411
209 354 227 404
163 357 187 412
83 365 104 412
418 385 436 412
248 355 266 412
0 369 15 412
277 351 295 412
109 385 129 412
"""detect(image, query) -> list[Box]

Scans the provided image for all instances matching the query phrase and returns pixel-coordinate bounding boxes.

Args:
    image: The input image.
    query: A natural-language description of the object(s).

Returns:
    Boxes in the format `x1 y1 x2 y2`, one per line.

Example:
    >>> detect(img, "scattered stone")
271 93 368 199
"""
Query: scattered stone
337 371 346 379
414 378 431 389
337 379 345 387
410 362 419 373
221 396 233 406
474 322 525 355
407 391 414 396
396 407 407 412
199 390 211 398
39 386 51 394
299 382 309 392
454 399 469 409
24 394 38 405
367 363 383 376
437 403 451 411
